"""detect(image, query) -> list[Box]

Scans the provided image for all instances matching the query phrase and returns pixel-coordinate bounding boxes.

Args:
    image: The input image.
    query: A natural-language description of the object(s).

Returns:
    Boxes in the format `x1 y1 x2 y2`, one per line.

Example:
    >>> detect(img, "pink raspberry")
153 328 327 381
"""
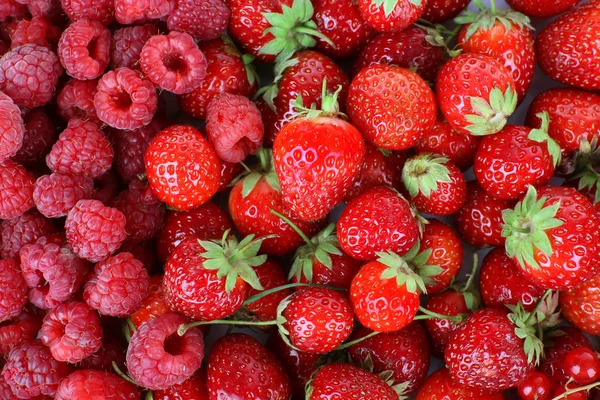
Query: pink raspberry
140 31 207 94
65 199 127 262
1 210 55 260
0 91 24 163
167 0 229 41
113 118 163 183
91 168 119 205
114 0 175 25
0 307 43 355
206 93 264 163
14 108 55 165
33 173 94 218
24 0 62 22
126 313 204 390
0 259 27 322
40 301 102 363
9 16 53 48
0 0 26 21
84 252 151 317
77 336 126 372
111 23 158 70
61 0 114 25
58 19 110 80
1 339 72 398
0 44 62 109
94 67 158 130
46 118 114 179
0 160 35 219
56 370 139 400
56 78 100 123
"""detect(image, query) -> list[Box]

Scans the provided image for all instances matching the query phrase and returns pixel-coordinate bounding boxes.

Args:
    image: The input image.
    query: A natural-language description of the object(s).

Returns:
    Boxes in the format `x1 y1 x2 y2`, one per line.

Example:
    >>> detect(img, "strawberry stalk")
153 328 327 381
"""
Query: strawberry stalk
178 319 279 336
334 331 381 351
243 283 345 305
270 209 315 249
112 361 137 386
414 306 465 323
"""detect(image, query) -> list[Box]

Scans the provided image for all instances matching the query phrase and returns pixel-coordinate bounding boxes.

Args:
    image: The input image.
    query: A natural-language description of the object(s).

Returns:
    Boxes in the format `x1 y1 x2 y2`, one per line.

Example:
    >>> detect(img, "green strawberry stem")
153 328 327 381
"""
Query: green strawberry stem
145 392 153 400
270 209 315 249
292 79 344 120
462 253 478 293
178 320 278 336
335 331 381 351
524 289 553 325
551 381 600 400
112 362 137 386
243 283 345 305
414 306 465 322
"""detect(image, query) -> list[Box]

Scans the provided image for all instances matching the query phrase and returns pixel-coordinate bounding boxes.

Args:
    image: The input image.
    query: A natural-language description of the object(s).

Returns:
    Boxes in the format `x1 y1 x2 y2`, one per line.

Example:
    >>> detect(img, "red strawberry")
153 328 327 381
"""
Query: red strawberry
347 64 437 150
154 371 208 400
535 0 600 91
539 326 594 386
307 363 399 399
415 367 506 399
560 271 600 336
245 258 291 322
564 172 600 217
130 276 170 330
505 0 579 18
357 0 428 32
422 0 470 22
402 154 467 216
436 53 517 136
502 185 600 290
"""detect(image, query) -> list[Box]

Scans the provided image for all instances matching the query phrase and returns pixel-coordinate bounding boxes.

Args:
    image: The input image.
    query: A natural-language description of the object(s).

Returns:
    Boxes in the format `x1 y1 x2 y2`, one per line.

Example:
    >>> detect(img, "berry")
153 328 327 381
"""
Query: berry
422 0 470 22
114 0 175 25
245 258 291 322
0 160 35 220
416 367 506 399
1 210 55 260
91 168 119 205
58 19 110 80
55 370 139 400
154 372 208 400
505 0 579 18
0 0 26 20
8 16 61 49
110 24 158 70
112 180 165 242
539 327 594 385
0 307 43 355
113 118 163 183
56 78 100 123
0 86 24 163
564 347 600 385
517 372 551 400
357 0 428 33
415 120 480 171
130 276 170 330
33 173 94 218
61 0 114 25
560 271 600 335
77 336 127 372
0 259 27 322
14 108 55 166
167 0 229 41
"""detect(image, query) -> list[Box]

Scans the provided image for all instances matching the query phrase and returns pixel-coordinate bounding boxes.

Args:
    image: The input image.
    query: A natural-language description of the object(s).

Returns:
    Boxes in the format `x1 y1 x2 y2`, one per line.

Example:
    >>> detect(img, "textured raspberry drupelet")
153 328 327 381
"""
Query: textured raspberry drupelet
56 78 99 123
0 91 24 163
167 0 229 41
112 180 165 242
126 313 204 390
9 16 59 49
111 24 158 70
40 301 102 363
206 93 264 163
0 307 43 355
0 160 35 219
58 19 110 80
55 370 139 400
14 108 55 165
34 173 94 218
84 252 151 317
0 259 27 322
94 67 157 130
1 211 56 260
46 118 114 179
65 200 126 262
0 0 26 21
113 118 162 183
140 31 207 95
61 0 114 25
2 339 72 398
0 44 62 108
24 0 62 22
91 168 119 205
114 0 175 25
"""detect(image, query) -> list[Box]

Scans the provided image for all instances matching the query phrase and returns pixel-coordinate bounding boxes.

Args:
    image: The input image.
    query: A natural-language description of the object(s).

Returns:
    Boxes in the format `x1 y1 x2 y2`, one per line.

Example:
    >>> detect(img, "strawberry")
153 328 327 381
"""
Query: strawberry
415 367 506 399
337 186 421 261
505 0 580 18
455 0 535 100
347 64 437 150
535 0 600 91
474 114 561 200
560 271 600 336
436 53 517 136
244 258 291 322
564 172 600 216
217 160 244 193
272 85 365 221
154 371 208 400
130 276 170 330
207 333 292 399
357 0 428 33
145 125 220 211
402 154 467 216
502 185 600 290
422 0 470 23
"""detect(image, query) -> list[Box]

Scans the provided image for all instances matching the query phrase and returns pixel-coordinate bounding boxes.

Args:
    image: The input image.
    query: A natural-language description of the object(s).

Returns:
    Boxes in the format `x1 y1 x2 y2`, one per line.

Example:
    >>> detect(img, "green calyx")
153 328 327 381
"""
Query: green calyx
292 79 344 120
465 86 518 136
450 254 481 312
377 250 429 295
221 35 260 88
528 112 561 167
255 56 299 111
259 0 335 64
354 353 409 399
289 223 343 283
507 302 545 365
237 147 281 198
402 242 444 290
454 0 533 42
415 22 462 58
572 168 600 204
502 185 565 270
372 0 422 17
402 154 452 199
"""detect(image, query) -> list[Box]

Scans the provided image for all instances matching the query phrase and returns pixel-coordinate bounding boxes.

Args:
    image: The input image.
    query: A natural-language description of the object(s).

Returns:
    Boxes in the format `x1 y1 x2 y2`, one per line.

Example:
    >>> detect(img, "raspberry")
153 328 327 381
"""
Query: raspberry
0 90 24 163
0 259 27 322
33 173 94 218
14 108 55 165
94 67 158 130
118 240 158 272
77 336 127 372
114 0 175 25
111 24 159 70
0 307 43 355
58 19 110 80
84 252 151 317
1 211 56 260
55 370 139 400
0 160 35 219
126 313 204 390
61 0 114 25
112 180 166 242
206 93 264 163
9 16 53 48
0 0 26 21
113 118 163 183
91 168 119 205
46 118 114 179
56 78 100 123
167 0 229 41
25 0 62 22
140 31 207 95
0 44 62 108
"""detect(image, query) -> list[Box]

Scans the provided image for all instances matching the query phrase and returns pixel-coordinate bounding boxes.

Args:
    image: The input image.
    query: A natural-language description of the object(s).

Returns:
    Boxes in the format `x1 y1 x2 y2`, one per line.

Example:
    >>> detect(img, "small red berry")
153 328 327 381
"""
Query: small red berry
564 347 600 385
58 19 110 80
517 372 551 400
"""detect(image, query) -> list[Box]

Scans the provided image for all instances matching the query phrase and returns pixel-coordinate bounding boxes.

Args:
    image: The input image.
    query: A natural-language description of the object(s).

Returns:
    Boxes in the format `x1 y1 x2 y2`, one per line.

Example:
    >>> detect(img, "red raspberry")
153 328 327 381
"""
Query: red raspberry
113 118 163 183
56 78 100 123
0 44 62 109
46 118 114 179
118 239 158 273
61 0 114 25
77 336 127 372
65 199 127 262
1 211 55 260
114 0 175 25
126 313 204 390
111 23 158 70
0 90 24 163
33 173 94 218
0 0 26 22
0 259 27 322
84 252 151 317
0 160 35 219
24 0 62 22
9 16 54 48
94 67 158 130
55 370 139 400
206 93 264 163
58 19 110 80
14 108 55 165
0 307 43 355
91 168 119 205
140 31 207 94
167 0 229 41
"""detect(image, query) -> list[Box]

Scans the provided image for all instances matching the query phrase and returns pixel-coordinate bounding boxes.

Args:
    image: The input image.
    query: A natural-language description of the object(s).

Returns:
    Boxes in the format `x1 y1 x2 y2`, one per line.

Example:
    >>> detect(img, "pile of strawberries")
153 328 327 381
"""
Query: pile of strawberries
0 0 599 398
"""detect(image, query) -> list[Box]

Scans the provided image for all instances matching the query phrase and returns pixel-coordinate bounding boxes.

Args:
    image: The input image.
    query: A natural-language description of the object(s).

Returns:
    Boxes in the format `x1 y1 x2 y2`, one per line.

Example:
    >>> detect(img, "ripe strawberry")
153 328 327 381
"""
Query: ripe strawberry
502 185 600 290
130 276 170 330
154 371 208 400
535 0 600 91
539 326 594 386
505 0 579 18
307 363 399 399
402 154 467 216
415 367 506 399
560 272 600 335
357 0 428 32
422 0 470 22
436 53 517 136
244 258 291 322
347 64 437 150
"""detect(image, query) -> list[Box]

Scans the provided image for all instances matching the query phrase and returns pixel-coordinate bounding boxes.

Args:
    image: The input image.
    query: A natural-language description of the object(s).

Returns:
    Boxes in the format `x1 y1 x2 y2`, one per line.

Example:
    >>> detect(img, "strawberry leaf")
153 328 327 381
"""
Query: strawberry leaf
465 87 517 136
402 154 452 198
376 251 427 294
